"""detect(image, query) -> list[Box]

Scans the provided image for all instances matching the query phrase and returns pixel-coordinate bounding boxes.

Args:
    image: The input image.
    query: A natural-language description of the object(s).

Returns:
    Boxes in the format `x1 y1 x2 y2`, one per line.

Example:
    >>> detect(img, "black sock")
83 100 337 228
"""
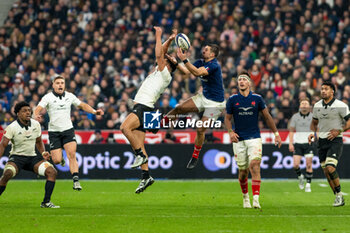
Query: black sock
0 185 6 196
142 170 150 179
335 185 341 194
72 172 79 183
294 167 302 177
43 180 55 203
305 172 313 183
135 148 145 157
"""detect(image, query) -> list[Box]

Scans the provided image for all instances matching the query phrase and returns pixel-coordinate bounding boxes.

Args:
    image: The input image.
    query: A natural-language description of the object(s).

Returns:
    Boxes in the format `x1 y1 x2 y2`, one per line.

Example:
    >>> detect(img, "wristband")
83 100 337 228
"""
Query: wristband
183 59 189 64
339 129 344 133
228 129 233 133
93 110 97 114
42 151 47 156
274 132 279 137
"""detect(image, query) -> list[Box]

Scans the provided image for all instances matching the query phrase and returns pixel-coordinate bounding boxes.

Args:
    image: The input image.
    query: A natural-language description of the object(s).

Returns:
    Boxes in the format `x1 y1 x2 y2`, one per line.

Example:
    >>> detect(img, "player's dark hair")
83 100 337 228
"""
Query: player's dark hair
14 101 30 114
322 81 336 93
165 58 178 73
208 44 220 57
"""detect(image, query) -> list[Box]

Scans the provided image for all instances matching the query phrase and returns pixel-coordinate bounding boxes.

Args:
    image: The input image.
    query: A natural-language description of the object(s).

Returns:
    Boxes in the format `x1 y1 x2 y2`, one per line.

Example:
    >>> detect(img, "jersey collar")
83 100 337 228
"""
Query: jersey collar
53 90 65 99
17 119 31 130
238 91 252 98
299 112 310 118
322 98 335 109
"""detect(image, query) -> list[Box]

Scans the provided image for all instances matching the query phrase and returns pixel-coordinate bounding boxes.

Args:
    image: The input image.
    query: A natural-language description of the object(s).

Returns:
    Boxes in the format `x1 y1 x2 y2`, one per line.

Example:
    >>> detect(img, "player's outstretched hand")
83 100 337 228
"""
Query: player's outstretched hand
96 109 104 116
229 131 239 143
327 129 340 141
153 26 162 34
177 48 187 61
169 28 178 40
42 151 50 160
275 135 282 148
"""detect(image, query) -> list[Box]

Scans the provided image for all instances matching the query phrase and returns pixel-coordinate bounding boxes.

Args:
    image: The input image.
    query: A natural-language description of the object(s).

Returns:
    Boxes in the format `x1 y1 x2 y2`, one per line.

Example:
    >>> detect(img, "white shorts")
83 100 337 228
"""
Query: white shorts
192 93 225 120
232 138 262 169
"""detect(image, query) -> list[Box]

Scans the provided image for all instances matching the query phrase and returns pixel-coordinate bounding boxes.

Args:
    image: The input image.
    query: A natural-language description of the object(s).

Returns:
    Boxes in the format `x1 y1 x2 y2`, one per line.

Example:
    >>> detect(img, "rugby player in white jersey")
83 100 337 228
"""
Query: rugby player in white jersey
34 76 104 191
0 101 59 208
309 81 350 207
120 27 186 193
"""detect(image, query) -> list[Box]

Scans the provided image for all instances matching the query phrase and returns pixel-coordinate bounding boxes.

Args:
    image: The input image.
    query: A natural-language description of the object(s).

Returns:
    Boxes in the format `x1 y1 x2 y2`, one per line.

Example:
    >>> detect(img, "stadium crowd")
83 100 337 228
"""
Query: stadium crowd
0 0 349 130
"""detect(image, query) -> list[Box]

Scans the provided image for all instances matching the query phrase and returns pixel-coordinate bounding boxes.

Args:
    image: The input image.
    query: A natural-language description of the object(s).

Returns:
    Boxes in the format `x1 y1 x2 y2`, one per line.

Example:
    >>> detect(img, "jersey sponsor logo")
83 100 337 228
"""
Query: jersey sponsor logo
143 110 162 129
239 107 253 111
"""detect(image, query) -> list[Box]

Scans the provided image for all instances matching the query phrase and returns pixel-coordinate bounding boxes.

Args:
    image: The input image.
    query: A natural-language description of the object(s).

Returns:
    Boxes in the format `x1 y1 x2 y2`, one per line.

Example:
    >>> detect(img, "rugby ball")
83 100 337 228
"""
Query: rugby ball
175 33 191 51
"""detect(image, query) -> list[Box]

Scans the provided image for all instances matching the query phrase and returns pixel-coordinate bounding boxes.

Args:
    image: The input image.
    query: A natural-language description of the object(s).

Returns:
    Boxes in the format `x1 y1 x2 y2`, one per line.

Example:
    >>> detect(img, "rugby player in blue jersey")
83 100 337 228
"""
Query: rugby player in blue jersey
164 44 225 169
225 71 282 209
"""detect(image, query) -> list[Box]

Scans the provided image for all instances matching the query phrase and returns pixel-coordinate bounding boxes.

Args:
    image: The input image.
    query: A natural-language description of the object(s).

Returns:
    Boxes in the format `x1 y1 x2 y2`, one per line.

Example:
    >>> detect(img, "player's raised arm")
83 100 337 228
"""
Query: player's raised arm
261 108 282 148
154 26 166 71
78 102 104 115
162 29 177 54
176 48 208 77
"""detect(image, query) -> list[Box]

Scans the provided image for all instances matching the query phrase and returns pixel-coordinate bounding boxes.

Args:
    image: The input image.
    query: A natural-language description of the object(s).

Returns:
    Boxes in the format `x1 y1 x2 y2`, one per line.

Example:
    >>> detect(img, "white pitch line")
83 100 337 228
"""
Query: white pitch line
9 214 350 218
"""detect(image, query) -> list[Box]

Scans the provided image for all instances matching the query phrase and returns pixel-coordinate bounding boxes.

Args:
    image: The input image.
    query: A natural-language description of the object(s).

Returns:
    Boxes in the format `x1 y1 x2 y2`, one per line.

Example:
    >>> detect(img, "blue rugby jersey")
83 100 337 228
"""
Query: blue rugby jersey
226 91 267 140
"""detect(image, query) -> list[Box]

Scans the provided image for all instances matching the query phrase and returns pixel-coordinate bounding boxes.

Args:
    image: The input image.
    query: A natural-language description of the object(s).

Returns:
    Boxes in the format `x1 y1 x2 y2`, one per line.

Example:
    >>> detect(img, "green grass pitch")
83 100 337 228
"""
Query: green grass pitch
1 180 349 233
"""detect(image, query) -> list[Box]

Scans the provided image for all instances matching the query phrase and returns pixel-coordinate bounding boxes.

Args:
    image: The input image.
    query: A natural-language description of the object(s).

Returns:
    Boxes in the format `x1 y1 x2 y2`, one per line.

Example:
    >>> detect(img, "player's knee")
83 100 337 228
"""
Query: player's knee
45 166 57 178
2 164 16 180
196 127 206 134
52 157 61 164
326 165 335 174
38 162 54 177
120 125 129 134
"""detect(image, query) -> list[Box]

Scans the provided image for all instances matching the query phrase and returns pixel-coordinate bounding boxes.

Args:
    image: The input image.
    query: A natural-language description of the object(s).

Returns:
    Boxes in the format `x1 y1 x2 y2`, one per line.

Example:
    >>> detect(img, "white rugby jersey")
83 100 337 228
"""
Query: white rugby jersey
134 66 172 108
38 91 81 132
4 119 41 156
313 98 350 139
289 112 313 144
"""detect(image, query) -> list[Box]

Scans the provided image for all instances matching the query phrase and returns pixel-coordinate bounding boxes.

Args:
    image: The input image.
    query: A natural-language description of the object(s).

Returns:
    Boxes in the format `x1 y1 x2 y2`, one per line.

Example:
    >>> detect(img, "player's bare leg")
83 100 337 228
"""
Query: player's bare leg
293 155 304 190
64 141 81 191
0 162 18 196
51 148 63 164
238 168 251 208
305 157 313 192
121 113 143 150
133 130 154 194
121 113 148 168
249 159 261 208
34 161 59 208
164 98 198 122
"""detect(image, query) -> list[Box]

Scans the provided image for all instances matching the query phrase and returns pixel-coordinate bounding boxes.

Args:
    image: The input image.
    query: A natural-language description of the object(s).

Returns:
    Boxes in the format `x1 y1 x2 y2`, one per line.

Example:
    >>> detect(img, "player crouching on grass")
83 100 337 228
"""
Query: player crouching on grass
120 27 187 193
224 72 281 209
0 101 59 208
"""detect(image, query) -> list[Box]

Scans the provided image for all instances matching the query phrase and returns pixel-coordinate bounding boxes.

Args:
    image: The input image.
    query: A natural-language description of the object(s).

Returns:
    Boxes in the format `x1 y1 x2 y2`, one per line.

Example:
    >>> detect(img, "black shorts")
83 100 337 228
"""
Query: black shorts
8 155 44 173
132 103 158 133
294 143 314 157
317 137 343 164
48 128 76 150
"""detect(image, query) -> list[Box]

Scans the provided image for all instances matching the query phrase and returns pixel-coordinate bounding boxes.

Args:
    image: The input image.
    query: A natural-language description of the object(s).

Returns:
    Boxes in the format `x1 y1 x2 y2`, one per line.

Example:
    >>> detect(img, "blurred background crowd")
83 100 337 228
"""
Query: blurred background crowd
0 0 349 131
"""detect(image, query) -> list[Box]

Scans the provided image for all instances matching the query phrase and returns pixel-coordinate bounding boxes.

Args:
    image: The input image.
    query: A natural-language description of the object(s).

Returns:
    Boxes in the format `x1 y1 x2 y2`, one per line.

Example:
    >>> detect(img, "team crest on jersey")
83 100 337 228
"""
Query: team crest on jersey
251 101 256 106
235 102 239 106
